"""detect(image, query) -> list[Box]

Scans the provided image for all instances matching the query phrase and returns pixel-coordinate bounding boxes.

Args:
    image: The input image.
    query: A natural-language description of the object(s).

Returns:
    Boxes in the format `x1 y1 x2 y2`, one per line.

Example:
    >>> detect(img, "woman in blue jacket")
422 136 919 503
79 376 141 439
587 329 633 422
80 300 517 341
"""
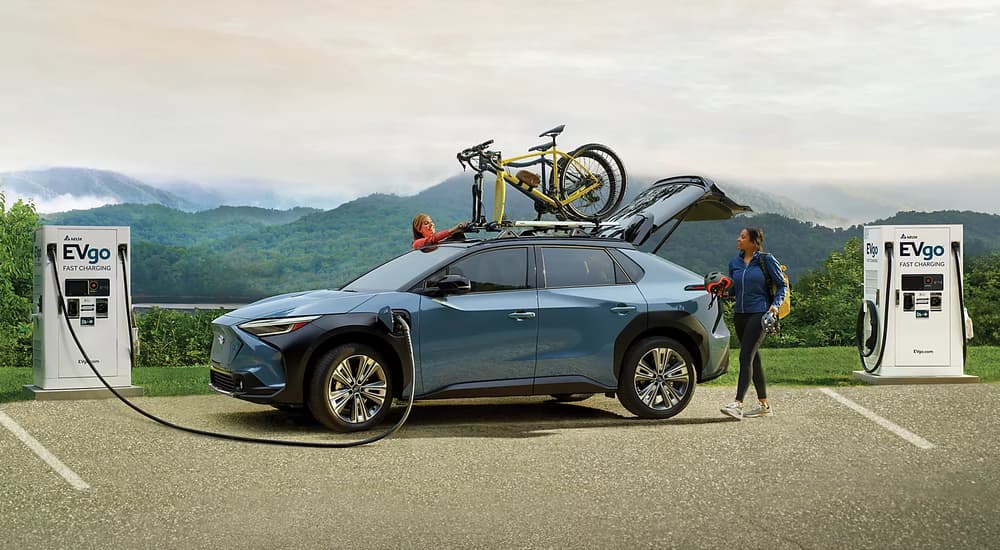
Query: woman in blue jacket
721 227 787 420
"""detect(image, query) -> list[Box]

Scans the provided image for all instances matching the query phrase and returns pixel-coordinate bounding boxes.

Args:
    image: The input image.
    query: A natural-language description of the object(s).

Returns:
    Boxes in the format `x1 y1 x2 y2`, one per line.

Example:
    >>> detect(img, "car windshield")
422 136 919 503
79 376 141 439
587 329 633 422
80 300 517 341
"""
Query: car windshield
341 245 466 292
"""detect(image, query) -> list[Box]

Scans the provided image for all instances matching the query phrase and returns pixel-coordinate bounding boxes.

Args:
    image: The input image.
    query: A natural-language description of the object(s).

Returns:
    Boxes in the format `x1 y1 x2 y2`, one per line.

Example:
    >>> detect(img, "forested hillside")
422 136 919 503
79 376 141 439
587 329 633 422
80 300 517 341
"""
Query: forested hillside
34 178 1000 301
8 187 1000 364
660 210 997 279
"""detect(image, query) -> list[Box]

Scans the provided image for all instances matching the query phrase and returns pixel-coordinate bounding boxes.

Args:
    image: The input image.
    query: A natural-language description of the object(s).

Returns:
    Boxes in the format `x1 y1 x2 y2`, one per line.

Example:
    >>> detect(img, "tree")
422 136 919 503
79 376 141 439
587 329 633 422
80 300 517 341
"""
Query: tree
0 190 40 367
964 252 1000 345
780 237 864 347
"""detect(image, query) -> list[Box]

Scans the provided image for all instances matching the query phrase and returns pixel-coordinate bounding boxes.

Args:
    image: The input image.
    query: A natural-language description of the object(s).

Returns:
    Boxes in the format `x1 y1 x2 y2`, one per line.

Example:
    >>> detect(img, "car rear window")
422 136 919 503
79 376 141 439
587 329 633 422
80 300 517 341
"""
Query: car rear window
609 248 645 283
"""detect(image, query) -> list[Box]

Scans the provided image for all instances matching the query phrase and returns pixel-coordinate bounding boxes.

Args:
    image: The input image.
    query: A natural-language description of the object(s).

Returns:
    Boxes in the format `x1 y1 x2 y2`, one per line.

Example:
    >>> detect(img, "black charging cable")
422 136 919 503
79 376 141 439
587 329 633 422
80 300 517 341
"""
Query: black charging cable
118 244 138 368
952 241 968 363
47 245 415 447
860 242 893 374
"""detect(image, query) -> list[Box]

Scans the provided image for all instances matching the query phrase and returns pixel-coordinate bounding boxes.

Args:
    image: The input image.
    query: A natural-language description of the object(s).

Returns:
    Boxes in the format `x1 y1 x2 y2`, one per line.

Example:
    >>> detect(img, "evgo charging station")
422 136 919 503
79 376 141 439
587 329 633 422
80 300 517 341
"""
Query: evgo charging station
855 224 977 384
24 226 143 399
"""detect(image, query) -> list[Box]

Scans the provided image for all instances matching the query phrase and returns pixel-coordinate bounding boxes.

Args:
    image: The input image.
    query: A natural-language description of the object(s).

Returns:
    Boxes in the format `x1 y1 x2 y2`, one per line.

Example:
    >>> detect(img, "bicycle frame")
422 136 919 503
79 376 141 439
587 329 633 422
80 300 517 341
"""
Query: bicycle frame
486 147 606 224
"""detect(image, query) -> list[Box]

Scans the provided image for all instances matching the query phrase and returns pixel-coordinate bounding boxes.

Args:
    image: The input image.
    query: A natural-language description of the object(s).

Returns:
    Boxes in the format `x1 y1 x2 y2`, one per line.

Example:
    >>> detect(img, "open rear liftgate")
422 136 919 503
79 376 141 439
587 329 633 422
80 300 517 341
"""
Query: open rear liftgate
855 224 977 384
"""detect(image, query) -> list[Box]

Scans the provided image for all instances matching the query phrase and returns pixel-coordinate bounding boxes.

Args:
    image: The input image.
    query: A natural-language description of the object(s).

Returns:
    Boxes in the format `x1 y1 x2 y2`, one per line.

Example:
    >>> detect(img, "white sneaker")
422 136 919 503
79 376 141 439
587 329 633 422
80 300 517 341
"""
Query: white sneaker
721 402 743 420
744 403 774 418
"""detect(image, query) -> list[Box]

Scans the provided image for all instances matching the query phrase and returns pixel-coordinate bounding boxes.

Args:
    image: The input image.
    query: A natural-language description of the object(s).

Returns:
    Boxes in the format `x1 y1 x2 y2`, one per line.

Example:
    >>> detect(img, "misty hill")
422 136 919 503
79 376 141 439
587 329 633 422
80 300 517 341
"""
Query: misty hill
9 165 996 228
43 204 320 247
625 176 844 226
773 180 1000 226
0 165 854 223
0 167 199 212
1 166 352 213
419 173 974 228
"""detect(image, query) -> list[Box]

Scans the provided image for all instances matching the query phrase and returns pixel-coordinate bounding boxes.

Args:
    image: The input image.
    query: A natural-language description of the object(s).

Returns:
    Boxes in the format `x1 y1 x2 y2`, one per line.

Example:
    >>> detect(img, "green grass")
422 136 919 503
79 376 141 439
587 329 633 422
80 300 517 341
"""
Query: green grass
704 346 1000 387
0 366 212 403
2 347 998 404
132 366 213 396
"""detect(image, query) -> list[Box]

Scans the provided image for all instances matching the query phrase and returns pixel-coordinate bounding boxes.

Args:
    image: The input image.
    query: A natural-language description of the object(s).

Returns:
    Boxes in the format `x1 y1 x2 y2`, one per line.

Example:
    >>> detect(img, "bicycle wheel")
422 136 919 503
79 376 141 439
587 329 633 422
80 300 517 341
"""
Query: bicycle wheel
556 143 627 221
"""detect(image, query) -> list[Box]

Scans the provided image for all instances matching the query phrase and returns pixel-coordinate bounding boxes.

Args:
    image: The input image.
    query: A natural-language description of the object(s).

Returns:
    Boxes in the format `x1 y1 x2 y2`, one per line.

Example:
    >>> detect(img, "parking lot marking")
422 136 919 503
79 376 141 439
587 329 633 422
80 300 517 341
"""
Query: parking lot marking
820 388 934 450
0 411 90 491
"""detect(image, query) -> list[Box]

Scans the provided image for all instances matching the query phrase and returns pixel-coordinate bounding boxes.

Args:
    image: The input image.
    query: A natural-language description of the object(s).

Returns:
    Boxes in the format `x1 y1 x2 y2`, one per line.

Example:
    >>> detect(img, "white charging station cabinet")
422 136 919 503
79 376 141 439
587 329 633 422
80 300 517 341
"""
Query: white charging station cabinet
856 224 977 383
26 226 142 397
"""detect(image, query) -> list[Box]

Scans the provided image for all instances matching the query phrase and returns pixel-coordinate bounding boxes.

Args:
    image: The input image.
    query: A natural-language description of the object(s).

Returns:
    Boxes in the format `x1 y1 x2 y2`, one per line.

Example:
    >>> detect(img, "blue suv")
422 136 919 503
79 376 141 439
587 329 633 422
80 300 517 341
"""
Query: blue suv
210 176 749 431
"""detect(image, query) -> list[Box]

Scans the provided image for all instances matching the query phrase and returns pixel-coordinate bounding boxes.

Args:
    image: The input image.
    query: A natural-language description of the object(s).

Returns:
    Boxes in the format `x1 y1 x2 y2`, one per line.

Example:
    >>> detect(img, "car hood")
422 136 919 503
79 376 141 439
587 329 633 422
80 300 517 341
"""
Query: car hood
223 290 376 321
597 175 751 253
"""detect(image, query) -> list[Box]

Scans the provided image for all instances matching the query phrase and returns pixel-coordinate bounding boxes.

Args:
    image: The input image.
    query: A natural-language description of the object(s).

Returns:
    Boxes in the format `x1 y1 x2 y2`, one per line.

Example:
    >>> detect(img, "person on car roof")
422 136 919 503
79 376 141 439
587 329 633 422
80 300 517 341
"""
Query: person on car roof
412 213 469 249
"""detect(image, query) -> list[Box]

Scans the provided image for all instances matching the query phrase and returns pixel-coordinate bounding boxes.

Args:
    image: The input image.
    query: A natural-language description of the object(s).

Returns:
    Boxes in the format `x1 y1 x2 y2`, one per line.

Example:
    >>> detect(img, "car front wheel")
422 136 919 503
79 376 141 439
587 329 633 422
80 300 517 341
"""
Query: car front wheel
617 337 696 419
308 344 394 432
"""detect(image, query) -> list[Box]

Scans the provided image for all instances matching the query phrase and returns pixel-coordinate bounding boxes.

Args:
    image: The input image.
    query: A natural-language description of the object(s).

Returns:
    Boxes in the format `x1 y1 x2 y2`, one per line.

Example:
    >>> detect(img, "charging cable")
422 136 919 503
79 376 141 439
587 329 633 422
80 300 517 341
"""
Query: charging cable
859 242 893 374
952 241 968 363
47 245 416 447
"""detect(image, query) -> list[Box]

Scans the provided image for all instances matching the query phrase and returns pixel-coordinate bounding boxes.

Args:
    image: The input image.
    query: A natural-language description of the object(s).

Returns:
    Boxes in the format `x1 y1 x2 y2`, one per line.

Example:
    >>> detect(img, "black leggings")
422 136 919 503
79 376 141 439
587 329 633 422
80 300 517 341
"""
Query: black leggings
733 312 767 402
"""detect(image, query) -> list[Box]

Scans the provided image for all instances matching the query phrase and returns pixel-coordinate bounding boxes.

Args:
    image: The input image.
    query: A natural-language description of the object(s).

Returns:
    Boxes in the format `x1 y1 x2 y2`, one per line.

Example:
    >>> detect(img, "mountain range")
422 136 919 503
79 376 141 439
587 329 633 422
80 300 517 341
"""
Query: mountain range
4 166 998 225
8 165 1000 301
32 172 1000 302
1 167 200 212
0 167 349 213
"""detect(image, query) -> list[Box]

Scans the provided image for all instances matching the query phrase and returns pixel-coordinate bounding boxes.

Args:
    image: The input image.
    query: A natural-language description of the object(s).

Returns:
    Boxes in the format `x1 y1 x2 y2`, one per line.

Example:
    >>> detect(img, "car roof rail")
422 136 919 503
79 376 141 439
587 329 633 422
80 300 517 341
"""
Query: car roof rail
511 220 597 229
490 220 599 239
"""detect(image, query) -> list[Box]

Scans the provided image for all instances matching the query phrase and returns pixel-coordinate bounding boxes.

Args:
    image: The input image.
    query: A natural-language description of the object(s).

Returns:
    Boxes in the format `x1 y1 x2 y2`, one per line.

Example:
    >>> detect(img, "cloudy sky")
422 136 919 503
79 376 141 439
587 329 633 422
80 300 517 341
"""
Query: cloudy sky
1 0 997 205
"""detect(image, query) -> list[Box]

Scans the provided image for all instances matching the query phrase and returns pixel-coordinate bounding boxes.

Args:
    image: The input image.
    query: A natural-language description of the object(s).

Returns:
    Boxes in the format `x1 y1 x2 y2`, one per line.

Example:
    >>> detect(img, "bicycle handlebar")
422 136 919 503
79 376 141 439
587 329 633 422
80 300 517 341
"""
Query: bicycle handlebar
457 139 499 171
457 139 494 159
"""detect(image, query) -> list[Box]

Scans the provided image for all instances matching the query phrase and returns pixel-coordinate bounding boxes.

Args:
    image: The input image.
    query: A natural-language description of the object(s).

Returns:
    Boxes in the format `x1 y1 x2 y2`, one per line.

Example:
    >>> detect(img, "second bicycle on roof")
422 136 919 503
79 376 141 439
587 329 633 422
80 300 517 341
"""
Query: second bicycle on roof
456 124 628 227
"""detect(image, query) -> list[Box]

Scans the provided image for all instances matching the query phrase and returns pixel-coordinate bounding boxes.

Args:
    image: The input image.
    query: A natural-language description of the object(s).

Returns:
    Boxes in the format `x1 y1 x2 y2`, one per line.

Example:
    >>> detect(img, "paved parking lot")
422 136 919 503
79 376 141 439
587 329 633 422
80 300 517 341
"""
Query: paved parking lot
2 384 998 549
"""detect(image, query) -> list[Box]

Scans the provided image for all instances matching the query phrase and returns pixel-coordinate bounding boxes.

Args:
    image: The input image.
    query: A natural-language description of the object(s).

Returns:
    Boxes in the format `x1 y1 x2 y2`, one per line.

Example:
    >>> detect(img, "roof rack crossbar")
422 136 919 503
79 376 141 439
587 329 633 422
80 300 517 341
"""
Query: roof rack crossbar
509 220 597 229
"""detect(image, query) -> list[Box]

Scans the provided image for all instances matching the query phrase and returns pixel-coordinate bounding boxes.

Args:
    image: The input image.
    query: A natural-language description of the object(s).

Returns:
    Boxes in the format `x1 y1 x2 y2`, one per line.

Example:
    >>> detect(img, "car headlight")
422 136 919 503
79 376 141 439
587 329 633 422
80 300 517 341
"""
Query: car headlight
238 316 320 337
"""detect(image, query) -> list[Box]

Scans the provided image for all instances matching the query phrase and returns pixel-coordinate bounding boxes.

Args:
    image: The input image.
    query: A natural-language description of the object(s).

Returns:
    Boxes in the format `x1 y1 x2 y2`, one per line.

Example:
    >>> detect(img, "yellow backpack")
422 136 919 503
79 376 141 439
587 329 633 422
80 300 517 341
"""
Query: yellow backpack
762 253 791 320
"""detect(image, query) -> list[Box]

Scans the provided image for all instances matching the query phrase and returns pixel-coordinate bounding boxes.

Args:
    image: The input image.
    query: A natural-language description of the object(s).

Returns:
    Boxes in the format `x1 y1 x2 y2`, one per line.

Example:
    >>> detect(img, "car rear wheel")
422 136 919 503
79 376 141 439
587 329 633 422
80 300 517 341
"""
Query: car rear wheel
617 336 696 419
308 344 394 432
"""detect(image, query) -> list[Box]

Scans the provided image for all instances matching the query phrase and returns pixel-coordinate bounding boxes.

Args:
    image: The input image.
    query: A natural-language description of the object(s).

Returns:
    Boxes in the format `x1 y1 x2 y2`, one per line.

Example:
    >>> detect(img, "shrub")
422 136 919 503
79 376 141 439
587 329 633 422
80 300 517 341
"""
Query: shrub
134 307 229 367
0 192 38 368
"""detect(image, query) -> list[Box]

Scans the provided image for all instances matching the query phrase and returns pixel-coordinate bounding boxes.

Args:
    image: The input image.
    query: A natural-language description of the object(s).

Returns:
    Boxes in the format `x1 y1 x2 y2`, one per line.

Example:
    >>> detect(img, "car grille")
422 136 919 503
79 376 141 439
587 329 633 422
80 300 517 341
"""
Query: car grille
210 368 237 393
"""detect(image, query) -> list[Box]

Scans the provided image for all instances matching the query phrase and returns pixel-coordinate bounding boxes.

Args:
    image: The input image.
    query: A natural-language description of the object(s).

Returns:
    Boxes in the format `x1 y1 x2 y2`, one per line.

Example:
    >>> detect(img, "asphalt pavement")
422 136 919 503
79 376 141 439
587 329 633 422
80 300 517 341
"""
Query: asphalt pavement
1 384 998 549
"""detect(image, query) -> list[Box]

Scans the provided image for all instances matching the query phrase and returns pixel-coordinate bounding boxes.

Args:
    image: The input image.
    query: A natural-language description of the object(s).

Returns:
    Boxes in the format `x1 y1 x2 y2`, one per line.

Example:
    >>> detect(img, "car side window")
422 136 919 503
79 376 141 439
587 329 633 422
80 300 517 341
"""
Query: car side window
436 248 529 293
609 248 645 283
541 247 617 288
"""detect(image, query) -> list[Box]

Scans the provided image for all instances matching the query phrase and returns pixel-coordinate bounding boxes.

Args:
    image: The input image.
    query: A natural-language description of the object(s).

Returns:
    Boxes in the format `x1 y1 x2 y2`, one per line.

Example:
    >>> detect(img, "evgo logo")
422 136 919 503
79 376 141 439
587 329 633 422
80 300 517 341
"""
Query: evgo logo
63 244 112 264
899 241 945 261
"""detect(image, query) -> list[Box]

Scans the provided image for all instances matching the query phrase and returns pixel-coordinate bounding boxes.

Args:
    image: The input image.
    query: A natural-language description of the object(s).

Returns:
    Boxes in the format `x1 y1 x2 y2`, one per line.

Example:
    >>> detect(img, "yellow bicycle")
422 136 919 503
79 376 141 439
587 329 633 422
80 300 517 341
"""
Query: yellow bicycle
456 124 627 226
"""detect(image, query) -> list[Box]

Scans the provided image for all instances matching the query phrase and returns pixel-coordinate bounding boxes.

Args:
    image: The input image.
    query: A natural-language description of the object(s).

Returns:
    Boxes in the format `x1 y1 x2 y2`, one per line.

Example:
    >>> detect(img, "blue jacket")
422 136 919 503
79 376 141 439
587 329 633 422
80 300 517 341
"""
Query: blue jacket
729 251 787 314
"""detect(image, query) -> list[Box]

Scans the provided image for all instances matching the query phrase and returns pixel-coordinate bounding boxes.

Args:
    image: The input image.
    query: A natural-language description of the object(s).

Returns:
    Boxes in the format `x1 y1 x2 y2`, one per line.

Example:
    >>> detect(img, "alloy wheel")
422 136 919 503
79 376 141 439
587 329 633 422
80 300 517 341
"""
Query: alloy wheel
328 354 388 425
632 346 691 411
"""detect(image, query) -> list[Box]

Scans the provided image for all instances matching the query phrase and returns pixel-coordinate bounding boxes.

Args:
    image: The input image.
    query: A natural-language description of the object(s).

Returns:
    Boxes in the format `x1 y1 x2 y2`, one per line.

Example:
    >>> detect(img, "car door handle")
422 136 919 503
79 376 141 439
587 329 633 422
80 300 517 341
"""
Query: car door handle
507 311 536 321
610 305 637 315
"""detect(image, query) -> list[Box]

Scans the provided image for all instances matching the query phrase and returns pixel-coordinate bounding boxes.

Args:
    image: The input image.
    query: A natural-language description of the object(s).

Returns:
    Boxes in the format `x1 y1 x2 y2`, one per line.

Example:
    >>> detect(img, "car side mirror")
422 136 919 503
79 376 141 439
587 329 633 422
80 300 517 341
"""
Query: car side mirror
429 274 472 295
